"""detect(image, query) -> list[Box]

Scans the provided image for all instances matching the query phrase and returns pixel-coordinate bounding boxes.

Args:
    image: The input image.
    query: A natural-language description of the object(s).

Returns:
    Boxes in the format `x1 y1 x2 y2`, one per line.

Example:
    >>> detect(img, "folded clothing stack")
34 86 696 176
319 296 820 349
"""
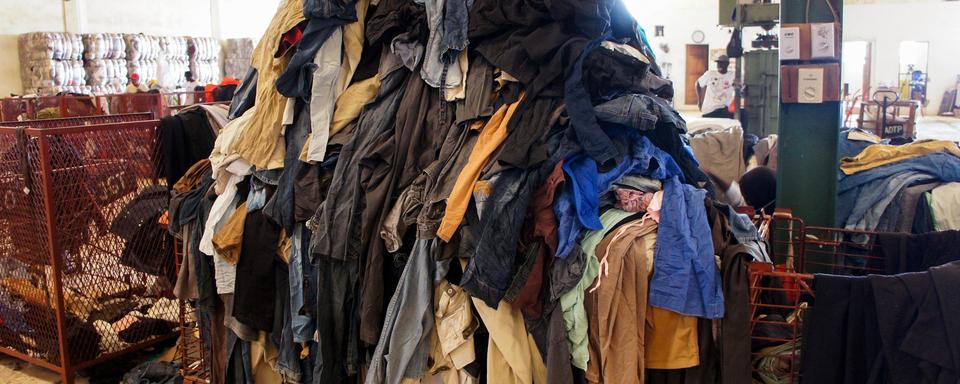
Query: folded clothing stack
187 37 221 85
158 36 189 90
124 34 161 85
83 33 128 94
18 32 88 94
222 38 253 80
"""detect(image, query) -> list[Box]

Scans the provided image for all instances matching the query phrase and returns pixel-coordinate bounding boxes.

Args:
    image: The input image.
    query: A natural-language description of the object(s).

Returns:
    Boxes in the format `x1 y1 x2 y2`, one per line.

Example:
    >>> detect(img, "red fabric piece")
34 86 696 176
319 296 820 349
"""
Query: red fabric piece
276 21 308 58
513 160 567 319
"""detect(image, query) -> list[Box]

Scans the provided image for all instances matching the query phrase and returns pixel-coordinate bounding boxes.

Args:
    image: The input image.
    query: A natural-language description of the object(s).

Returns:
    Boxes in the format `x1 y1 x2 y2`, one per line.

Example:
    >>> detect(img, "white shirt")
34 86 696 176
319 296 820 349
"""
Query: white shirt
184 81 200 103
724 180 746 207
697 70 735 114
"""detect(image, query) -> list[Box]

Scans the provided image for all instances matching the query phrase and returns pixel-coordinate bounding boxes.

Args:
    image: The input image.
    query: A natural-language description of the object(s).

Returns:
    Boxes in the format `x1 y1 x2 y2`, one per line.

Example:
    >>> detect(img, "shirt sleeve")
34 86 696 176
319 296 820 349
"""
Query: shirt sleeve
697 72 710 87
725 181 746 207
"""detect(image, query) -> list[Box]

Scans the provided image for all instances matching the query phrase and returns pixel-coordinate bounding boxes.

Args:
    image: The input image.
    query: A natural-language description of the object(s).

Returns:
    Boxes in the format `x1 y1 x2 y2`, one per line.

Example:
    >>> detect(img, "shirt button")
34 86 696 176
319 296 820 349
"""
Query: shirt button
446 288 456 296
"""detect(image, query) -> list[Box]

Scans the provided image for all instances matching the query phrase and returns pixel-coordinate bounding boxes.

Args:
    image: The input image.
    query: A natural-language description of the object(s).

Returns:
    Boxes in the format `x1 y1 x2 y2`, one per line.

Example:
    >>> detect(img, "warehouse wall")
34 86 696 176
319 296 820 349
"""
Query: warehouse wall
625 0 769 110
84 0 214 36
0 0 63 96
218 0 282 41
0 0 279 96
844 1 960 114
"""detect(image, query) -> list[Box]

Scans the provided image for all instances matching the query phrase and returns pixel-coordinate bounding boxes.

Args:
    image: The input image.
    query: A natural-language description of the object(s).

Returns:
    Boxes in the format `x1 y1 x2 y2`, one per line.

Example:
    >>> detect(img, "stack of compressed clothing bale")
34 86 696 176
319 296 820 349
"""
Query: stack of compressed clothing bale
18 32 88 94
83 33 127 94
187 37 221 85
222 38 253 80
124 34 161 85
158 36 189 90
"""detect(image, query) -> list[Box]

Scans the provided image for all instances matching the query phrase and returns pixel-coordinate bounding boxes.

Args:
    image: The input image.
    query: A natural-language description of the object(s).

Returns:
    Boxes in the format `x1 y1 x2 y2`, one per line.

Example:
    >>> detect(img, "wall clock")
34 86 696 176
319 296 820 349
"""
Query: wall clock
692 30 705 43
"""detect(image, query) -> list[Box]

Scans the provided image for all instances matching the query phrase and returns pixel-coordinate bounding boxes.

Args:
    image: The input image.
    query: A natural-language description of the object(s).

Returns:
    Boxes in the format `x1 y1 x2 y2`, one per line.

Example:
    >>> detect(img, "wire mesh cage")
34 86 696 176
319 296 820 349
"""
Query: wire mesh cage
749 212 889 383
0 94 166 123
749 263 812 384
0 120 178 383
0 95 106 122
802 226 884 275
0 113 154 128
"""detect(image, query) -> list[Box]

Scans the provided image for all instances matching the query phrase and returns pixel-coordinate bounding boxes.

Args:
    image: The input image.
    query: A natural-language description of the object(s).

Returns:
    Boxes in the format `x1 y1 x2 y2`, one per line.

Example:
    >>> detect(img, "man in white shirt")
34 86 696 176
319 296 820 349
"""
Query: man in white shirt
696 55 735 118
184 71 200 104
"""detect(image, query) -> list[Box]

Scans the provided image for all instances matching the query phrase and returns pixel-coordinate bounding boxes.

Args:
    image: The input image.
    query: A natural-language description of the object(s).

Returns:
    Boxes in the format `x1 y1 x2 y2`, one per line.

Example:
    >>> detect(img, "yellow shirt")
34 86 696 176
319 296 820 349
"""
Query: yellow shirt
331 76 381 137
229 0 305 170
212 202 248 265
840 140 960 175
644 307 700 369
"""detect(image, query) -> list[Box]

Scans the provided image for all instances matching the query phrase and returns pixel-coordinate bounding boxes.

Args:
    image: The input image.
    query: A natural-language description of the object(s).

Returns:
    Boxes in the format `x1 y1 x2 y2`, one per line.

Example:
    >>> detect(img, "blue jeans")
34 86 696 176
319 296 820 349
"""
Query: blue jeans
289 224 316 343
365 238 437 384
225 329 254 384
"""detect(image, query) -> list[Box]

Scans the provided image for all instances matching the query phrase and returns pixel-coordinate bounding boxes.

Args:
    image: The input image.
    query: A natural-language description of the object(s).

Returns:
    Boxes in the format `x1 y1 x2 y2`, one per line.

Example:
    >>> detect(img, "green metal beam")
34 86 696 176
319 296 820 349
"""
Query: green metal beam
778 0 843 226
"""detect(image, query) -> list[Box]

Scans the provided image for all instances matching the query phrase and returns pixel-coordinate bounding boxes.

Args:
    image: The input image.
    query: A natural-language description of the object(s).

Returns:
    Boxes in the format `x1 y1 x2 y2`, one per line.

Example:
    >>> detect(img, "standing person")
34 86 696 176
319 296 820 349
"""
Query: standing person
184 71 200 103
696 55 735 118
126 73 147 93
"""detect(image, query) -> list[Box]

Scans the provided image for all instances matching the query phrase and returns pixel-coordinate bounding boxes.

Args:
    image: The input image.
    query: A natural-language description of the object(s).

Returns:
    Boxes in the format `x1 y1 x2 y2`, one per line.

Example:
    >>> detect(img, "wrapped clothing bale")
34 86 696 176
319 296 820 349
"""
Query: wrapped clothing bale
125 34 162 85
223 38 253 79
158 36 189 89
188 37 221 85
83 33 129 93
18 32 87 94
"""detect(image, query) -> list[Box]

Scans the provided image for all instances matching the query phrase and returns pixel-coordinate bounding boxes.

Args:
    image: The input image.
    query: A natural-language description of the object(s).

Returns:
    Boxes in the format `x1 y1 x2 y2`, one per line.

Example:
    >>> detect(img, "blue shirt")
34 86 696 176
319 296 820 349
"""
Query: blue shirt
554 128 682 258
649 176 724 319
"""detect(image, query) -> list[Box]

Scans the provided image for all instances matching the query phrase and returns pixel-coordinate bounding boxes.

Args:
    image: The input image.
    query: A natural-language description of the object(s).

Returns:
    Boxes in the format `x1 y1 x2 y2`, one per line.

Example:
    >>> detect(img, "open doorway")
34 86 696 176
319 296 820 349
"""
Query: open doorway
898 41 929 106
843 0 960 141
841 41 870 127
842 41 870 100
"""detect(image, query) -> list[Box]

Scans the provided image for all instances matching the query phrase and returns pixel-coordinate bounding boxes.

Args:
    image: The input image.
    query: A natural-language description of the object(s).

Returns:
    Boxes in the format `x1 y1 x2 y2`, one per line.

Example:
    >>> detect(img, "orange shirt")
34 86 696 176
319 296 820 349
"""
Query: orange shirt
437 94 524 241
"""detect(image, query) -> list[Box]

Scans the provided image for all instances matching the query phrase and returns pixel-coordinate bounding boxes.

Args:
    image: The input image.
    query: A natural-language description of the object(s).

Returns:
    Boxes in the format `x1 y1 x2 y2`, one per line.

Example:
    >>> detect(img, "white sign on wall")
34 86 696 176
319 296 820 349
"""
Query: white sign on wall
811 23 836 59
781 27 801 60
798 67 825 103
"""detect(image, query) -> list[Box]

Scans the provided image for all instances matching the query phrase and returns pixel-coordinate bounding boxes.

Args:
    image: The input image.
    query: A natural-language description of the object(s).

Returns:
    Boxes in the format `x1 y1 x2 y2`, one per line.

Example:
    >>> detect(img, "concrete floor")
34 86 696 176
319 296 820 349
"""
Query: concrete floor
0 355 89 384
916 115 960 141
0 344 176 384
685 104 960 143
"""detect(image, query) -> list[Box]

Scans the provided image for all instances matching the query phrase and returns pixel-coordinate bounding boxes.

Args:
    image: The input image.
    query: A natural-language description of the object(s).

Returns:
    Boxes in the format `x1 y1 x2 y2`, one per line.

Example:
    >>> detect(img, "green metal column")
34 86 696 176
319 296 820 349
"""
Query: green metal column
744 50 780 137
778 0 842 226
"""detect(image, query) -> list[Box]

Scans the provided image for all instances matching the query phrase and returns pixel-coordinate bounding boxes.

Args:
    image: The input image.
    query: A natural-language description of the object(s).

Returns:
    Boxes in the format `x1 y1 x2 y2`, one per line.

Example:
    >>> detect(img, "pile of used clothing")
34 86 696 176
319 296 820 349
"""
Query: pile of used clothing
0 258 179 364
122 360 181 384
801 260 960 384
838 130 960 234
169 0 771 383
